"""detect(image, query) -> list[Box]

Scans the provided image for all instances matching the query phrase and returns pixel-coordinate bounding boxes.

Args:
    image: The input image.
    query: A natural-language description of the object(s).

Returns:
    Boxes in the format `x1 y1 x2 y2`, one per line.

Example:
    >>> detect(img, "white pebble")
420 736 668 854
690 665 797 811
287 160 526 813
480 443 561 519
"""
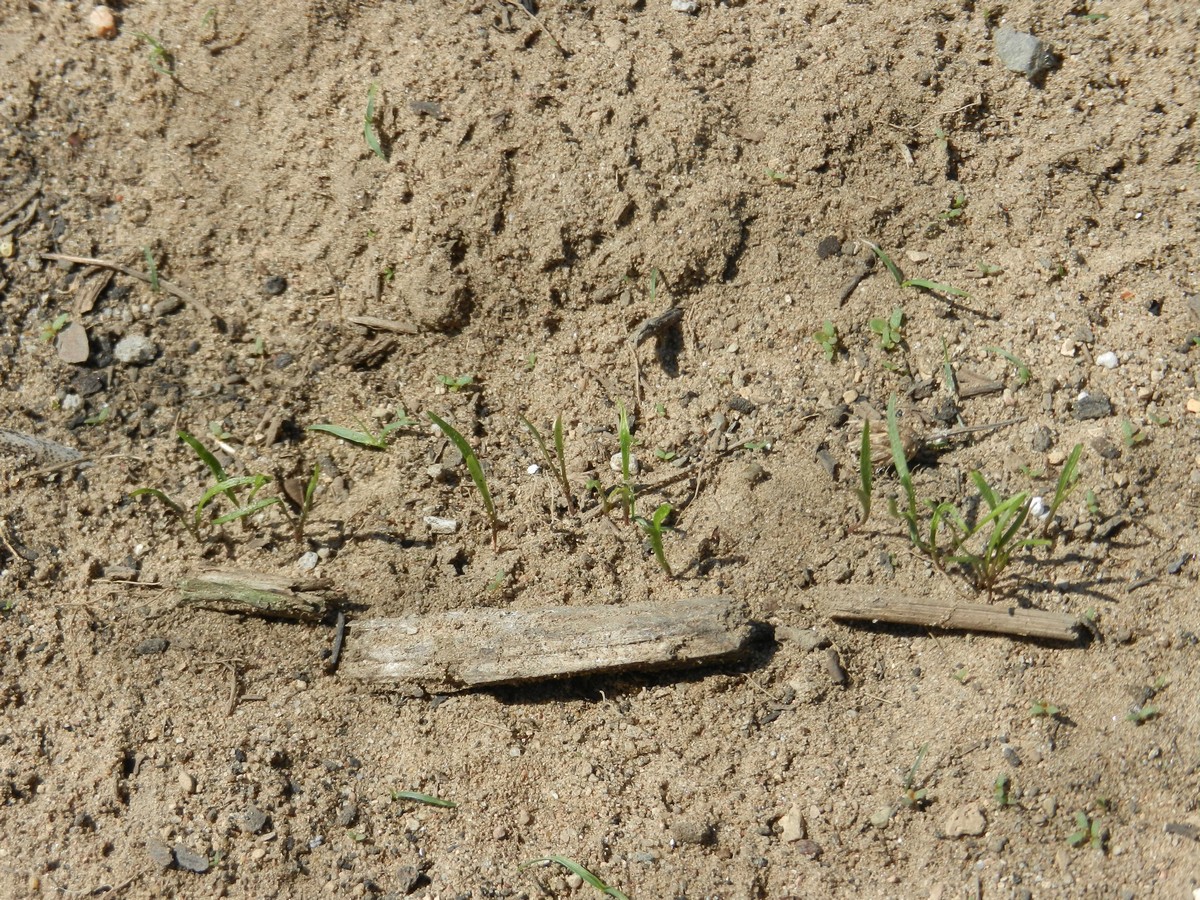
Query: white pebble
1029 496 1048 518
610 453 640 475
527 464 540 476
1095 351 1119 369
296 551 319 572
113 333 159 365
424 516 458 534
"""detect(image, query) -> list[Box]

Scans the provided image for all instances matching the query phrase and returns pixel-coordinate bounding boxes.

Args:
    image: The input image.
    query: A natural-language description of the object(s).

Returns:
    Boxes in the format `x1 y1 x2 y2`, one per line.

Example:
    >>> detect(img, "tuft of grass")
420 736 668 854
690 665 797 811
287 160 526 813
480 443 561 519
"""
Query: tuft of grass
635 502 673 577
284 462 321 544
392 790 457 808
900 743 929 809
608 401 636 522
308 409 416 449
519 856 630 900
1040 443 1083 541
428 411 500 549
812 319 839 361
133 32 174 77
985 346 1032 385
521 414 577 515
131 430 282 542
1126 703 1160 725
364 83 386 160
870 307 906 351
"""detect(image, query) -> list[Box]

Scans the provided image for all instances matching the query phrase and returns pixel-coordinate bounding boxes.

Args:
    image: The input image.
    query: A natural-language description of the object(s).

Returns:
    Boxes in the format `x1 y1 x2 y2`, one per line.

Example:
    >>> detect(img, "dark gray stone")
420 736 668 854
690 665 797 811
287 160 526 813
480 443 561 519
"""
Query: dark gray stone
240 804 269 834
146 839 173 869
1072 392 1112 420
135 638 169 655
172 843 209 873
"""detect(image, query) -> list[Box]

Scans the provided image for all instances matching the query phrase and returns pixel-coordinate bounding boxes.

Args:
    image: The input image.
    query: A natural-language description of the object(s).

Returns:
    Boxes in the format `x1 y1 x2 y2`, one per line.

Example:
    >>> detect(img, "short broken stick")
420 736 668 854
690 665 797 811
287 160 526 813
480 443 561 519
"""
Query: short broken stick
40 252 221 325
179 570 339 622
819 589 1081 642
342 595 753 691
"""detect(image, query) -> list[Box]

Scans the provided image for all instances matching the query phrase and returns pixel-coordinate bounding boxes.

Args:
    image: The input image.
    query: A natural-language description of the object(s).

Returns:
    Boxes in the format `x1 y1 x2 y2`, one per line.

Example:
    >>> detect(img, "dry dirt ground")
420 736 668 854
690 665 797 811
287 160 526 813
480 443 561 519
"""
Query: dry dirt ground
2 0 1199 897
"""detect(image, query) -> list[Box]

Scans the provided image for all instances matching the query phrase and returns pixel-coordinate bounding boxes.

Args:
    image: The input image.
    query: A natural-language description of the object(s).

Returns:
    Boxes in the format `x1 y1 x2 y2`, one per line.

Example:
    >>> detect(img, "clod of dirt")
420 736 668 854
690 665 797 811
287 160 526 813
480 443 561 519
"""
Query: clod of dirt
87 5 117 39
172 844 210 874
670 820 715 845
942 805 987 838
134 638 168 655
396 253 472 333
113 334 159 366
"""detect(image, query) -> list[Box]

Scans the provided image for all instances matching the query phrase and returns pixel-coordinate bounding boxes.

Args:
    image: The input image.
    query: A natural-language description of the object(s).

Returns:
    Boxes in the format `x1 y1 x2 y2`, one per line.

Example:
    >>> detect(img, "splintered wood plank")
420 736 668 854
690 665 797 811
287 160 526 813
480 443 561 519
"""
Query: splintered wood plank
342 596 752 691
819 589 1082 642
179 570 338 622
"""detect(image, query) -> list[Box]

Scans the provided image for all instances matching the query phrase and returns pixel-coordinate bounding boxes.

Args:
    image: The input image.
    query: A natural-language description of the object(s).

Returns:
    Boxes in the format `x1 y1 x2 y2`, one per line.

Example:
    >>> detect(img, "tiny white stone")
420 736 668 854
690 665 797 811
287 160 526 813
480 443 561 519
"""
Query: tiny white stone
1096 351 1119 369
1029 496 1048 518
424 516 458 534
527 464 540 476
296 551 319 572
610 453 640 474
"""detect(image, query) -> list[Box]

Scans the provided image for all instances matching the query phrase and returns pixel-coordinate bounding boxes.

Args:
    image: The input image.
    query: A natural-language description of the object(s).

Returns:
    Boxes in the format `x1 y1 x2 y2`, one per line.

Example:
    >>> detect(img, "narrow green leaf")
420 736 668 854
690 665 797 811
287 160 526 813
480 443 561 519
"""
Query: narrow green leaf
143 246 160 292
864 241 905 286
212 496 281 526
303 463 321 510
130 487 186 520
364 83 386 160
393 790 457 808
428 412 498 543
519 856 630 900
901 277 970 298
195 474 272 525
179 430 227 482
308 423 386 449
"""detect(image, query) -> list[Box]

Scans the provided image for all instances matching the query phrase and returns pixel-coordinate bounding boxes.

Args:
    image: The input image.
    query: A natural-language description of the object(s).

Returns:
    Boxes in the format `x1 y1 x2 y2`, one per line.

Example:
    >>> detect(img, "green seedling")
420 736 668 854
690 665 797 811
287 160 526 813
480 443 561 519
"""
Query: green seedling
654 402 667 417
142 246 160 292
1126 703 1160 725
524 352 537 371
635 502 674 577
40 313 69 343
283 463 321 543
208 420 232 441
813 319 840 361
900 743 929 809
392 790 457 809
605 401 636 522
863 240 970 298
585 478 612 515
870 307 906 351
131 431 281 542
985 346 1032 385
764 167 792 184
486 570 508 593
654 448 676 461
1121 419 1147 448
744 439 771 451
951 667 969 684
1067 811 1105 851
865 241 905 287
1040 443 1083 541
977 260 1004 276
428 411 500 549
852 419 872 530
950 470 1049 596
940 192 966 222
1085 489 1100 518
521 414 577 515
941 338 957 396
83 406 111 425
519 856 629 900
364 83 386 160
1030 700 1061 718
133 32 174 77
437 374 473 392
993 774 1014 807
308 408 416 449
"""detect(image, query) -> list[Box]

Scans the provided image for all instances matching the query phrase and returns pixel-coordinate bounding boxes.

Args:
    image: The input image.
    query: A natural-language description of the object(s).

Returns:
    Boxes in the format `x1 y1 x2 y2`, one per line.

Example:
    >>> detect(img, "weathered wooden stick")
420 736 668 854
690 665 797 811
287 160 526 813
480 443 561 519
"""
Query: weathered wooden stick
342 596 752 691
819 590 1081 641
179 570 338 622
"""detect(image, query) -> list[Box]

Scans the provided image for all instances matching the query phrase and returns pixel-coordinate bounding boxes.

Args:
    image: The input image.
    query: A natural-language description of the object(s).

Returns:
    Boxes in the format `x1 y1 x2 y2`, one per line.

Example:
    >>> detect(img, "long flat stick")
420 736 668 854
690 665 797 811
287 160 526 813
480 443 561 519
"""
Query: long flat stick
40 252 221 325
343 595 752 691
818 589 1081 641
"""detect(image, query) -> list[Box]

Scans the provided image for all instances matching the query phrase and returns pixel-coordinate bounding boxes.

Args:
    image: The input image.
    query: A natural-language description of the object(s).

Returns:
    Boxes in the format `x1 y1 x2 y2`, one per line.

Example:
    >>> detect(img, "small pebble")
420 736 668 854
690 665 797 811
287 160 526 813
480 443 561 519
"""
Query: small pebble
296 551 319 572
527 464 539 475
779 806 806 842
146 839 174 869
172 844 209 874
610 452 639 474
135 637 169 655
88 5 117 39
424 516 458 534
492 825 508 840
336 802 358 827
57 323 90 364
566 873 584 890
516 809 533 826
1095 351 1119 369
670 820 714 845
241 805 268 834
1187 398 1200 415
943 805 987 838
995 24 1050 77
671 0 698 12
178 771 197 794
262 275 288 296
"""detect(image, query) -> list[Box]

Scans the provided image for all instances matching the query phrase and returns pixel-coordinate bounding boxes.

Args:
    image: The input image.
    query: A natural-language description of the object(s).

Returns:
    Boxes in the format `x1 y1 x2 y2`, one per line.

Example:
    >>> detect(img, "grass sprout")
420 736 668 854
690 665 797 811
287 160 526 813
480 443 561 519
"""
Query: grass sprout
391 790 457 808
635 502 673 577
134 32 174 77
437 374 473 392
902 277 970 298
900 743 929 809
364 83 386 160
142 246 160 292
985 346 1032 384
428 412 500 549
521 414 576 515
1040 443 1083 541
1030 700 1061 718
40 313 70 343
519 856 630 900
308 409 415 449
1067 811 1105 851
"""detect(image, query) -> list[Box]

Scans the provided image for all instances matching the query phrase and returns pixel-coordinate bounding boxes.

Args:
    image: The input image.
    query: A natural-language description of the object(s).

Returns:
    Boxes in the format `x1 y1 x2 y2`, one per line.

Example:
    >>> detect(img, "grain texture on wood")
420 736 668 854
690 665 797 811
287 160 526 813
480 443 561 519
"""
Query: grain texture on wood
179 570 338 622
819 589 1081 641
342 596 752 691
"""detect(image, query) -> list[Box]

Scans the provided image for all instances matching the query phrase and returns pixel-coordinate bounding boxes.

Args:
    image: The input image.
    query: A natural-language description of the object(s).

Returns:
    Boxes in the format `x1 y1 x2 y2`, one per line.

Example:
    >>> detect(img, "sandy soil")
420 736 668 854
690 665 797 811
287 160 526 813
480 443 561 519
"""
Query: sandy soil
1 0 1199 897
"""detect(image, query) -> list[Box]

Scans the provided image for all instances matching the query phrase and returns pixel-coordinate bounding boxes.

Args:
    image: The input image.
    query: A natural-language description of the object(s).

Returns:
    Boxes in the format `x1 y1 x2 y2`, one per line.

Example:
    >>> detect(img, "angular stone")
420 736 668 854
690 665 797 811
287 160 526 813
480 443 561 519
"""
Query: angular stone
943 804 987 838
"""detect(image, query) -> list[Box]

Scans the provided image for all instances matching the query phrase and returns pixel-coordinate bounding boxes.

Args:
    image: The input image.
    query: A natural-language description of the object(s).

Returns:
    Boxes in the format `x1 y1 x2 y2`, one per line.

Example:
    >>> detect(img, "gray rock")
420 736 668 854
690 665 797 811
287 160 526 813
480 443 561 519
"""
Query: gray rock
1072 392 1113 420
995 25 1049 77
135 637 168 655
113 334 159 366
336 801 358 828
172 843 210 873
240 804 268 834
146 839 174 869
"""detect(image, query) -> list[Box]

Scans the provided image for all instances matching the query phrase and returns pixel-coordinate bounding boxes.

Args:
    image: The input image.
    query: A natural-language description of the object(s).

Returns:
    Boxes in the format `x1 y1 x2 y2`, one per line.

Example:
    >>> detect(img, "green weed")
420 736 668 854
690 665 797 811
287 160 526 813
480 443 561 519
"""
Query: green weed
308 409 416 449
133 32 174 77
1067 811 1105 851
437 374 473 392
605 401 636 522
870 307 905 351
428 411 500 549
521 414 577 515
1029 701 1061 718
813 319 840 361
131 430 281 542
863 240 970 299
1085 489 1100 518
284 463 321 543
1121 419 1147 448
939 192 966 222
977 260 1004 276
900 743 929 809
39 313 69 343
635 502 674 577
364 83 386 160
142 246 160 292
993 773 1014 807
519 856 629 900
1126 703 1160 725
1040 443 1083 541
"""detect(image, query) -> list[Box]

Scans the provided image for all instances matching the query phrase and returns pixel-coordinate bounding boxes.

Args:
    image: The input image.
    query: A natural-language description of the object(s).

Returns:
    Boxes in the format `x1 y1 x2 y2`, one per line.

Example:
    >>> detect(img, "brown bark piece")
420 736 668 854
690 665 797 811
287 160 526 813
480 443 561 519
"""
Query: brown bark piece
179 570 339 622
342 595 752 691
